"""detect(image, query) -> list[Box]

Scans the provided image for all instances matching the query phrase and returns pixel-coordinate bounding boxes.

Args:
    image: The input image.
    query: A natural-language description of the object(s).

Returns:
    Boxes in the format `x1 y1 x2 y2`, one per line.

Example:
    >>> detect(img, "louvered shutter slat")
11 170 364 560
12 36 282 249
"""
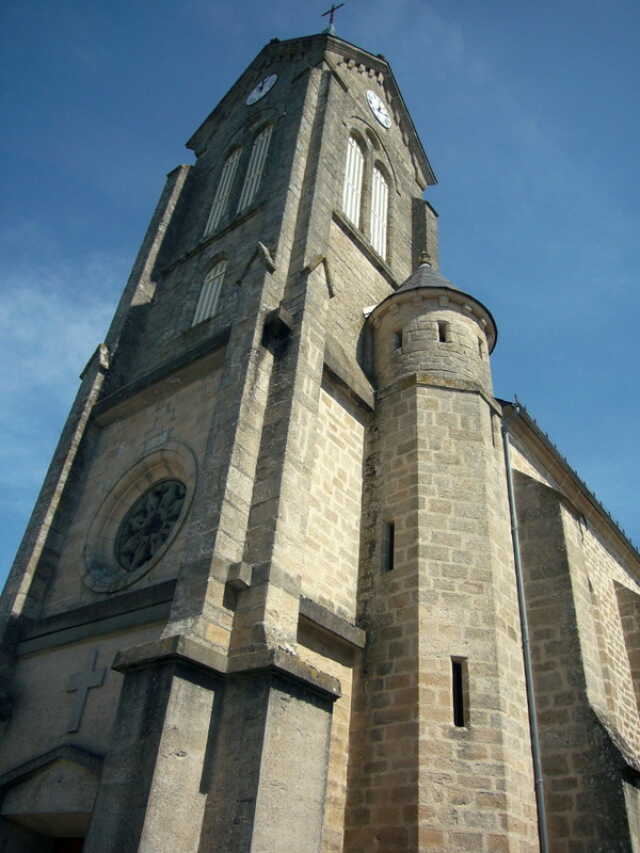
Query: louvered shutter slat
193 261 226 325
238 126 272 213
370 166 388 259
205 149 241 236
342 136 364 226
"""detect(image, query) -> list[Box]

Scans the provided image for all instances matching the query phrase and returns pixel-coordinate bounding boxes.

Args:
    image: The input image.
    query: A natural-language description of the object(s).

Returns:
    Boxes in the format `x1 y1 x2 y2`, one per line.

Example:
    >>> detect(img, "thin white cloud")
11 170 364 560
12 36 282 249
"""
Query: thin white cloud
0 234 125 504
0 251 121 399
0 225 127 577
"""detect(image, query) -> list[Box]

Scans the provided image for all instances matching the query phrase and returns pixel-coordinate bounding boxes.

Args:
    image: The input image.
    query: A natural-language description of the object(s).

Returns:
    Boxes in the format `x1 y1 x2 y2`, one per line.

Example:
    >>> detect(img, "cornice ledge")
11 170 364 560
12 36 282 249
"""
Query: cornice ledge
228 647 341 701
377 372 501 414
113 635 341 701
299 596 366 649
0 744 104 791
94 327 229 422
159 203 264 276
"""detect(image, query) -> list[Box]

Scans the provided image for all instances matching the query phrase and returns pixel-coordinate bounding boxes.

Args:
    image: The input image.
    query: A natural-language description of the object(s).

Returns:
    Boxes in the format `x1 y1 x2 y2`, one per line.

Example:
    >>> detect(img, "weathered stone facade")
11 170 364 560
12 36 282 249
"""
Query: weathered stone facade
1 30 639 853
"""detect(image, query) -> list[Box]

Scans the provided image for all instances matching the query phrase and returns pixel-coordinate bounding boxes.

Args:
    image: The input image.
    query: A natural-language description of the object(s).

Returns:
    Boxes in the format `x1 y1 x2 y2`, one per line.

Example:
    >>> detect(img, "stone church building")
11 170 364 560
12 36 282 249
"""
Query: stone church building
1 28 639 853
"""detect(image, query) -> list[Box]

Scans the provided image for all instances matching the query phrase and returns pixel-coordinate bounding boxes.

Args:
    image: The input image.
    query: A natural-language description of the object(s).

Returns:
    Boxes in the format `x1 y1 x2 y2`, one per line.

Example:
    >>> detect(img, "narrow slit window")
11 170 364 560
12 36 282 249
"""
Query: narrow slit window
370 165 389 259
452 658 468 727
204 148 242 236
437 321 448 343
342 135 364 227
393 330 402 350
237 125 273 213
192 260 226 326
382 520 395 572
478 337 485 358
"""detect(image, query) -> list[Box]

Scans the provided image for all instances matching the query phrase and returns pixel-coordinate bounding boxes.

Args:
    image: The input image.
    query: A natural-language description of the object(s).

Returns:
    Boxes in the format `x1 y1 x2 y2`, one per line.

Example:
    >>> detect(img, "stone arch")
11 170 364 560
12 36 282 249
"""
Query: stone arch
83 441 198 594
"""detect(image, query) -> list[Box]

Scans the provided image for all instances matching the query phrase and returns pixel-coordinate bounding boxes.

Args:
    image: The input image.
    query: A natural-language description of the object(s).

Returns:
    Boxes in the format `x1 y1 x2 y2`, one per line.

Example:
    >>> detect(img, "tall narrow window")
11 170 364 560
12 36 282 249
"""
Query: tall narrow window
370 165 389 259
437 321 448 343
204 148 242 236
382 520 395 572
452 658 468 727
342 135 364 227
192 260 226 325
237 125 273 213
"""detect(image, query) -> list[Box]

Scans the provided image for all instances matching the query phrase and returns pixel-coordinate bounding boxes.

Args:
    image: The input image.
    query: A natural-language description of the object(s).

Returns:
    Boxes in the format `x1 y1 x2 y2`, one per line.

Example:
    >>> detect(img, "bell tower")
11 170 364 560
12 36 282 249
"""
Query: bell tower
0 27 542 853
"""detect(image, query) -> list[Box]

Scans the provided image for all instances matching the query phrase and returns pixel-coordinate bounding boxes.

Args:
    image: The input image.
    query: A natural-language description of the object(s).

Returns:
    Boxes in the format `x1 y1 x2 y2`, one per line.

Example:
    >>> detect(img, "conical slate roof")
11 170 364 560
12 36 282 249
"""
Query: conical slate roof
367 260 498 352
395 261 462 294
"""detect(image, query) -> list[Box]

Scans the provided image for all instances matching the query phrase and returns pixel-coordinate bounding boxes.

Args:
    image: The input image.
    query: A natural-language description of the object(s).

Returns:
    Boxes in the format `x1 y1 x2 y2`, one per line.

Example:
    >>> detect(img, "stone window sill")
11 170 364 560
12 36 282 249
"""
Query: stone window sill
202 202 263 246
161 202 264 275
332 209 398 288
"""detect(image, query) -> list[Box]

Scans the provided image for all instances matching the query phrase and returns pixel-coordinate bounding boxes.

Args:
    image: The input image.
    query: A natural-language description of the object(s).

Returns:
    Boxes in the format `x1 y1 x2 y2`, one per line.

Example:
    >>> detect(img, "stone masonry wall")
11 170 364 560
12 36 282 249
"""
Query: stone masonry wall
297 623 357 853
326 218 394 357
617 584 640 712
372 298 493 395
106 41 316 394
412 385 537 853
303 377 367 622
345 380 422 853
581 522 640 754
346 379 539 853
510 439 640 762
514 470 633 851
42 360 222 617
325 46 426 281
0 622 162 776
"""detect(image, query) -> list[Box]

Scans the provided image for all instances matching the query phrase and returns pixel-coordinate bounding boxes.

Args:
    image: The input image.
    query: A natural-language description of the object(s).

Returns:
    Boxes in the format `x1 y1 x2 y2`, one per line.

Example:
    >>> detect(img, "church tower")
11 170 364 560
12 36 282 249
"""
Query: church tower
4 23 640 853
0 28 538 853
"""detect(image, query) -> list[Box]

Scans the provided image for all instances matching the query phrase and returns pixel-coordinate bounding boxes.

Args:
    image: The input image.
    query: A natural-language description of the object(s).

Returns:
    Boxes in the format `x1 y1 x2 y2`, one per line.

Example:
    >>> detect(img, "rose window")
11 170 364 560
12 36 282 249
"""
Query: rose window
115 479 186 572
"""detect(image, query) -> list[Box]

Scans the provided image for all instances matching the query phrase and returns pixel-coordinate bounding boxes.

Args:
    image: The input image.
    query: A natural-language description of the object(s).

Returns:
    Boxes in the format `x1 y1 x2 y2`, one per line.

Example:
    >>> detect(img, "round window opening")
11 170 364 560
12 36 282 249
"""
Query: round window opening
115 479 186 572
83 442 197 594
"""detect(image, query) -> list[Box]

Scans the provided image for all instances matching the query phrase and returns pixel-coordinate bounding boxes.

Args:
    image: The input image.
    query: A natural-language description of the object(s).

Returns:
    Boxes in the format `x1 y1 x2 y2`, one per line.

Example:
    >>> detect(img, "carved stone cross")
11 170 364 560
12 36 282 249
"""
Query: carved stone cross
66 648 106 733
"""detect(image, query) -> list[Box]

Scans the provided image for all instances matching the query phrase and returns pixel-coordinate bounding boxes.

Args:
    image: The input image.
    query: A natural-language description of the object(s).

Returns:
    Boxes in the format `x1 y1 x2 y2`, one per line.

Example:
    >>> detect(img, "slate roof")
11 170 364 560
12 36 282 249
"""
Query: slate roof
395 261 462 294
367 261 499 352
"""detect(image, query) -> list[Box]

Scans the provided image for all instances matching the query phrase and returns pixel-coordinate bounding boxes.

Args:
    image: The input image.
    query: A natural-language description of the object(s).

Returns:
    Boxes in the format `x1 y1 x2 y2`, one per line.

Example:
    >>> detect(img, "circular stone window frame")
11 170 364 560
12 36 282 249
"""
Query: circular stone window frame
83 441 198 594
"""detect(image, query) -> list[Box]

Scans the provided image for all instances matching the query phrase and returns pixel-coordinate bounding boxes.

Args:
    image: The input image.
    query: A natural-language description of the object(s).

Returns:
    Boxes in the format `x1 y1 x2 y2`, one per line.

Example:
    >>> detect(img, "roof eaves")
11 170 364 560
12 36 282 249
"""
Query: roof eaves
502 399 640 569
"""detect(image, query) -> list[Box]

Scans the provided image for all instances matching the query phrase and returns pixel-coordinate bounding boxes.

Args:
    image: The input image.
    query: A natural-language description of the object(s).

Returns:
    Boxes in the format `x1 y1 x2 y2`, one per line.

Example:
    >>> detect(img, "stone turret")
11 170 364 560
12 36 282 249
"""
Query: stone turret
347 260 541 851
367 259 497 395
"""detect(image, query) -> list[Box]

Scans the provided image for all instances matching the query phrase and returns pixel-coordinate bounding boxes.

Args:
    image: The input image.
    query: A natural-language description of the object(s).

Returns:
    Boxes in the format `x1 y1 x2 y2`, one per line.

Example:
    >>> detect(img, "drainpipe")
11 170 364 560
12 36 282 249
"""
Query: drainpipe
501 407 550 853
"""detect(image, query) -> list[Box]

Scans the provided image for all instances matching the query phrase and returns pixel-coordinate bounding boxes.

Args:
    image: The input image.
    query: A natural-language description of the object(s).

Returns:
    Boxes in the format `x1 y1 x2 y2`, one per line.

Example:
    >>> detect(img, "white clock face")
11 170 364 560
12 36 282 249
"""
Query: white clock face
246 74 278 106
366 90 392 129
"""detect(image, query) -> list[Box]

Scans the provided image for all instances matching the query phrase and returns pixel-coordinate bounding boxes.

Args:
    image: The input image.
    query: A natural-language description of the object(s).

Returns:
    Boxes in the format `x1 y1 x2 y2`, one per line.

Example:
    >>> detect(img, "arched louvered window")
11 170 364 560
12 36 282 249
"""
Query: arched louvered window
370 165 389 259
204 148 242 236
237 125 273 213
342 135 365 227
192 260 226 325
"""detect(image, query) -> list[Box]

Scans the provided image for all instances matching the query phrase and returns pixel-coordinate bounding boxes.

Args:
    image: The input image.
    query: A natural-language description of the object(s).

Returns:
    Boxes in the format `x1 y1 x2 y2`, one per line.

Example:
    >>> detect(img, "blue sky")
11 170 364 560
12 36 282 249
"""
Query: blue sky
1 0 639 582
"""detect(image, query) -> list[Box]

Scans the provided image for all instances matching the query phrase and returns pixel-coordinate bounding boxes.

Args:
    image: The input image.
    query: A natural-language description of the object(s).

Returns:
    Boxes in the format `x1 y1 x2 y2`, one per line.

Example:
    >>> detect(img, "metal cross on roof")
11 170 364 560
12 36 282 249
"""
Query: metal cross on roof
322 2 345 30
